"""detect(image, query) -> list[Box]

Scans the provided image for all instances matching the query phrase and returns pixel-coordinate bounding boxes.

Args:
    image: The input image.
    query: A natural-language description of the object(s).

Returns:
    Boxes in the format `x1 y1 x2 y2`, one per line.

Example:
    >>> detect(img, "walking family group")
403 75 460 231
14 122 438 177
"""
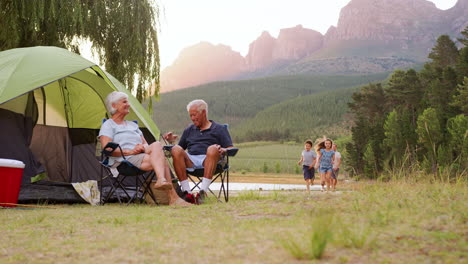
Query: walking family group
297 138 342 193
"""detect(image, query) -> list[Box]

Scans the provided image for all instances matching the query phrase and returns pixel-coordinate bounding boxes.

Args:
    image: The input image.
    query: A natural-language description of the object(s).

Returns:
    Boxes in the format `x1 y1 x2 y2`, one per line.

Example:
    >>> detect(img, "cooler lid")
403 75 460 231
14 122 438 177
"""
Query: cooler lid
0 158 25 169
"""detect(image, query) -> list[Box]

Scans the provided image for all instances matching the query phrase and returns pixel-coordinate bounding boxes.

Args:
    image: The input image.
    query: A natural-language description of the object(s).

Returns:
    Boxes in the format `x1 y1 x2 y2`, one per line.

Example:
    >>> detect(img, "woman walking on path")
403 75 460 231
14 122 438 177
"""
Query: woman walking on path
315 138 335 192
297 139 317 195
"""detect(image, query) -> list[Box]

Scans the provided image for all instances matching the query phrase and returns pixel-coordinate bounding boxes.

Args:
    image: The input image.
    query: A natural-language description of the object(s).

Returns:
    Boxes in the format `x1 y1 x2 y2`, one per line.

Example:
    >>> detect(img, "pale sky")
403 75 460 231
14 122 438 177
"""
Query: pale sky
157 0 458 69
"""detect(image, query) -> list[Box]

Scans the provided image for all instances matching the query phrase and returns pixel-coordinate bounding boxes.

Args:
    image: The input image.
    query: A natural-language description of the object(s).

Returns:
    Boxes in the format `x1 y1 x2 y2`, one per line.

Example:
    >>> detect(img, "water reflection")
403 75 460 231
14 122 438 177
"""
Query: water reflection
195 182 323 191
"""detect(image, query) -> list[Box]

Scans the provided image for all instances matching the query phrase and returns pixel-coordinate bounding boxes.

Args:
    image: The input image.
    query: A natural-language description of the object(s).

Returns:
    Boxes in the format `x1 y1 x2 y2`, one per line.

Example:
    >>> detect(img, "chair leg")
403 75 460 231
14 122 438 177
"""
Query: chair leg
142 172 159 205
209 173 224 203
118 178 135 205
189 175 201 192
214 170 229 202
100 167 123 205
104 176 125 204
226 169 229 202
127 174 152 205
101 166 160 205
124 175 140 205
187 172 230 203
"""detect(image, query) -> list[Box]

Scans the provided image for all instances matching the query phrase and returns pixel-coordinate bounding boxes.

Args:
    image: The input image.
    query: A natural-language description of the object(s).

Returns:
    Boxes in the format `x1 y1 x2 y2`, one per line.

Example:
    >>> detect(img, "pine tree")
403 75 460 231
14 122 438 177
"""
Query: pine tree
457 26 468 47
416 108 443 173
451 77 468 115
456 47 468 83
428 35 459 68
349 83 388 126
385 69 422 126
447 115 468 167
363 142 378 178
425 67 459 127
384 110 406 166
347 83 388 175
346 117 369 175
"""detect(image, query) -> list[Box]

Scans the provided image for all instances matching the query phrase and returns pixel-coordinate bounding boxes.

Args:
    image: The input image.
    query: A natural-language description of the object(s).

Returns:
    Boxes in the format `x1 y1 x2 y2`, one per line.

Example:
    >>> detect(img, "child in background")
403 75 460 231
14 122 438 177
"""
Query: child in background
315 138 335 192
297 139 316 195
331 143 341 191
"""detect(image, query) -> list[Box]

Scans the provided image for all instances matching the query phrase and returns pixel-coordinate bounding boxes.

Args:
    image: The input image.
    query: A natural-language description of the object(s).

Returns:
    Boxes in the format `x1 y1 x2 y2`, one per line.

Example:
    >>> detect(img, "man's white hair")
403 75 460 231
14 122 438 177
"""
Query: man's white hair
186 99 208 114
105 91 128 115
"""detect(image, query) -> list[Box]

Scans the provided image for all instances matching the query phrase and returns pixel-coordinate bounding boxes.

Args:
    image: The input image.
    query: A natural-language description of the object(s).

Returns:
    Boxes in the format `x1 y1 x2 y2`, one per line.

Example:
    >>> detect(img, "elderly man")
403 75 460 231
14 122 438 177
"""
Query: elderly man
164 99 233 204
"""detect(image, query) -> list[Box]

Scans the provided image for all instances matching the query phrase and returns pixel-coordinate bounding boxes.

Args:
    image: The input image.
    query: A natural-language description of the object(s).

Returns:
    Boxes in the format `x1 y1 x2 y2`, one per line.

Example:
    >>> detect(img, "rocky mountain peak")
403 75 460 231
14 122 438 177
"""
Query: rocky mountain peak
448 0 468 36
160 42 245 92
160 0 467 92
245 25 324 70
325 0 443 41
245 31 276 70
273 25 323 61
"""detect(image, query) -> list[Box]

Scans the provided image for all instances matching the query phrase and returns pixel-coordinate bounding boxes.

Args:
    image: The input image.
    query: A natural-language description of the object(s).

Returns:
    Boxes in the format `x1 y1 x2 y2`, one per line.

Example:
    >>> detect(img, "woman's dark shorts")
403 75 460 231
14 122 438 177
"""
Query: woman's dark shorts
303 165 315 180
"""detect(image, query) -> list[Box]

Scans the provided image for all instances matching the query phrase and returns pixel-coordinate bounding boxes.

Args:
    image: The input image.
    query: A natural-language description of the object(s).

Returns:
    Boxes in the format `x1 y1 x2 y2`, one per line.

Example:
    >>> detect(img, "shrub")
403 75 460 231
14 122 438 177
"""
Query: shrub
275 162 281 173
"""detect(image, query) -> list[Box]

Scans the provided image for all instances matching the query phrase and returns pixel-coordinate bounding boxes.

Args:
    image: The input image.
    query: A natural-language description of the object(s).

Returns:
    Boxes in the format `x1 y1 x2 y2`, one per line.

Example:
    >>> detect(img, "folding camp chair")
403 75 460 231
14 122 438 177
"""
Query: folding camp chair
187 147 238 202
99 141 158 205
163 125 238 202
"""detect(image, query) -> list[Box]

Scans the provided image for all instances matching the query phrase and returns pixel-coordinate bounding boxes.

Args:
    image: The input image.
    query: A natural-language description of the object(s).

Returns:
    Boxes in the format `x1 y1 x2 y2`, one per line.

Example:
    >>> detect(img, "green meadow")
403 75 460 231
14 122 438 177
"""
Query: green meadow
1 178 466 263
230 141 350 175
2 143 466 264
230 142 303 174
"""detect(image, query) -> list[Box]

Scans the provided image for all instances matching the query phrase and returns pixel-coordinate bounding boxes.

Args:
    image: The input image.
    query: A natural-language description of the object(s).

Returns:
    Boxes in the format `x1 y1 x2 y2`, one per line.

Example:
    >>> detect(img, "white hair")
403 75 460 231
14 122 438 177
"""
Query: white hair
186 99 208 114
105 91 128 115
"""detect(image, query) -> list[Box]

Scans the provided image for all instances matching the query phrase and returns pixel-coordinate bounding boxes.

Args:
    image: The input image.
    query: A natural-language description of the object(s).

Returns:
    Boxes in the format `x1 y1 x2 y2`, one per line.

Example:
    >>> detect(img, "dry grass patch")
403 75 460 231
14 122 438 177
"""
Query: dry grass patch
1 178 466 263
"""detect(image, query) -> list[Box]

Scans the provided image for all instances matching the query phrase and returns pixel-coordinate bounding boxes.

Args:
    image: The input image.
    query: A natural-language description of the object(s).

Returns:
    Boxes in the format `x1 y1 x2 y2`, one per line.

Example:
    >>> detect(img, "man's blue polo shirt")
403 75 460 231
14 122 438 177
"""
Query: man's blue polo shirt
178 121 233 155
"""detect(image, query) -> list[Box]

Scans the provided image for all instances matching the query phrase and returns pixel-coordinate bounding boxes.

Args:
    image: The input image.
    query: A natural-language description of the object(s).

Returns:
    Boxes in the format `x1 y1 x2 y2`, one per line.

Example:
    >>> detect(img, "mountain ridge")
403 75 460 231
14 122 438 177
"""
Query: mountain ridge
160 0 467 92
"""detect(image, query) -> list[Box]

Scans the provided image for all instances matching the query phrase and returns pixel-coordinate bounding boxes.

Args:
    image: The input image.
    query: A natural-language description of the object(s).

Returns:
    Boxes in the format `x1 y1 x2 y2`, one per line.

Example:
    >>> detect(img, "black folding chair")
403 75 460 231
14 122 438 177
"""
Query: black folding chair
163 146 238 202
99 142 158 205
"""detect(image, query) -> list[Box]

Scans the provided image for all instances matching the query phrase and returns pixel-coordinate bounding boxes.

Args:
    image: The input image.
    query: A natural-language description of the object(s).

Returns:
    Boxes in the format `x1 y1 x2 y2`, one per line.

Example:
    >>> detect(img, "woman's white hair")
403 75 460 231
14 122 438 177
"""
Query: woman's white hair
105 91 128 115
186 99 208 114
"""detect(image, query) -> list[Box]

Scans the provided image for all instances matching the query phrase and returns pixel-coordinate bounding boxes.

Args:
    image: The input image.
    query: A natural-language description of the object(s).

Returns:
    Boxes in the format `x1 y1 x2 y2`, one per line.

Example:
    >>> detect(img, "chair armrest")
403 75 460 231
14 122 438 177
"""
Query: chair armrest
102 142 120 156
163 145 174 152
226 147 239 157
163 145 237 156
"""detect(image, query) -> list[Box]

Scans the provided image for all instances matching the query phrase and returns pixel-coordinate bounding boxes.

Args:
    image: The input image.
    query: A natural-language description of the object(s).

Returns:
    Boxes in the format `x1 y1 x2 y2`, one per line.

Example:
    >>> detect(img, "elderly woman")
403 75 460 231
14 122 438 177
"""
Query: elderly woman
98 91 190 206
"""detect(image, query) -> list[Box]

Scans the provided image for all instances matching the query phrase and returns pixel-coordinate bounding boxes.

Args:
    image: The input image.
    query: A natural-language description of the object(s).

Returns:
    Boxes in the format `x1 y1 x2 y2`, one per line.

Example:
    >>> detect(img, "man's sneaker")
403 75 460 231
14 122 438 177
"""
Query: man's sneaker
196 190 207 205
180 191 196 204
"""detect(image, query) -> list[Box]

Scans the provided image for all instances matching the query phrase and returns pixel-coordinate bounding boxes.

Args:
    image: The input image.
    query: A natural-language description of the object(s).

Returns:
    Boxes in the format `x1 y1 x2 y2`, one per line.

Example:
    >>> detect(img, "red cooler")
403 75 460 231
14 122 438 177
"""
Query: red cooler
0 159 25 207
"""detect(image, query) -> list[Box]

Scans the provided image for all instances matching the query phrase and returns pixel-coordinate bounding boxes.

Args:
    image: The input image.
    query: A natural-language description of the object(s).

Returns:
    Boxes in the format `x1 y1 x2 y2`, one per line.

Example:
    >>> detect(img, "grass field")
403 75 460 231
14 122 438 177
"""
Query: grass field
230 142 303 174
1 177 466 263
229 141 349 175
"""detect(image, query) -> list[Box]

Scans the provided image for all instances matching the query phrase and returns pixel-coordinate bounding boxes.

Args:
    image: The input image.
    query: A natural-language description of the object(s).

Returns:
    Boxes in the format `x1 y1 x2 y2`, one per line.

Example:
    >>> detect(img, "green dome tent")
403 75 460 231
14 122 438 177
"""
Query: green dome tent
0 46 160 203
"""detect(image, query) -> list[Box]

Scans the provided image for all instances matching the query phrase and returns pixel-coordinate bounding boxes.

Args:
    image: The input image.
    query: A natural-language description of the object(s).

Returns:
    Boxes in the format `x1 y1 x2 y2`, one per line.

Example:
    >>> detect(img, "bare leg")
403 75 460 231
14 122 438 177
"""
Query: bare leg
332 170 338 191
305 179 311 194
138 144 191 206
140 142 171 190
171 145 193 181
156 157 191 206
203 145 221 179
165 172 191 207
325 171 332 192
320 172 326 192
